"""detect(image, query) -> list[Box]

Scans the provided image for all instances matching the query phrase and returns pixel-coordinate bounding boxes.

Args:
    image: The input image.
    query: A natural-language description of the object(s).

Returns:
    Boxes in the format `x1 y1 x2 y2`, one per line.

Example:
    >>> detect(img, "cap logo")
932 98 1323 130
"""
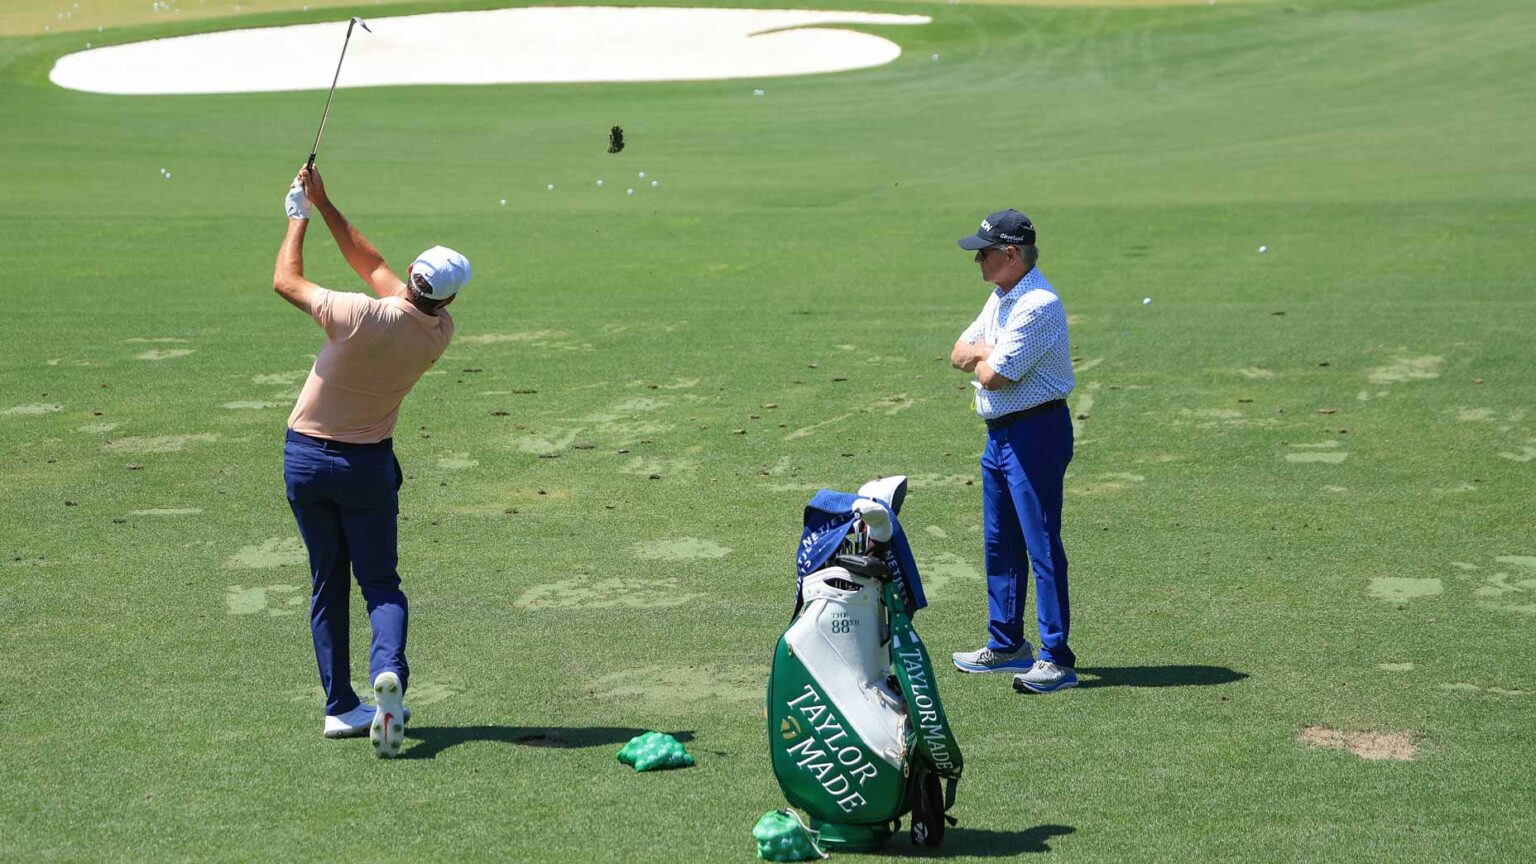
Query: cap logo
998 232 1023 242
980 219 993 232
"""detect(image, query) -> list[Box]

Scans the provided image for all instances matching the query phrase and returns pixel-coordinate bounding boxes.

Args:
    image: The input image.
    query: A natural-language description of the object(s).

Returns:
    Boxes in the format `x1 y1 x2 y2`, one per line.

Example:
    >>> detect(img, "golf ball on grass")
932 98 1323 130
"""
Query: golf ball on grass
626 188 634 196
650 180 659 188
596 179 604 187
1258 245 1268 253
499 199 506 206
546 184 554 191
1143 297 1151 305
638 171 646 179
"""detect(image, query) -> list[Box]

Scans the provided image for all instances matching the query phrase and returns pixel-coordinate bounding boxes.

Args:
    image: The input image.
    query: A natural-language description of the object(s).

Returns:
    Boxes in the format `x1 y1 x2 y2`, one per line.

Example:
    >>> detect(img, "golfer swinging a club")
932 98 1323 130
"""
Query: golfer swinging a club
274 166 471 755
948 209 1078 694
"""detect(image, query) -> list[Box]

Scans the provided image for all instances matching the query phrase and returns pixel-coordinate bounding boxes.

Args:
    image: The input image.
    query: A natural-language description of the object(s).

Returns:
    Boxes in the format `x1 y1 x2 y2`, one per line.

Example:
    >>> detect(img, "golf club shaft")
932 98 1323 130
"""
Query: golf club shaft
307 18 363 170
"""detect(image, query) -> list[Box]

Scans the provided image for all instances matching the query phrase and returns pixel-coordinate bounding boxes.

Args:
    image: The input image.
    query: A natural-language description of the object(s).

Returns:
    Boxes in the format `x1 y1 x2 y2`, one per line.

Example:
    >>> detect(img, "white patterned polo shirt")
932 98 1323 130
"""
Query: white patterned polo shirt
958 268 1075 420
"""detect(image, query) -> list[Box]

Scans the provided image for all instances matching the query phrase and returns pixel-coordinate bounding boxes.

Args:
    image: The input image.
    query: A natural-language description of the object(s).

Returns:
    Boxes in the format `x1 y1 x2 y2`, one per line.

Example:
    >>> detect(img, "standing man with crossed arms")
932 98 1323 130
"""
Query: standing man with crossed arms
274 165 472 756
947 209 1079 694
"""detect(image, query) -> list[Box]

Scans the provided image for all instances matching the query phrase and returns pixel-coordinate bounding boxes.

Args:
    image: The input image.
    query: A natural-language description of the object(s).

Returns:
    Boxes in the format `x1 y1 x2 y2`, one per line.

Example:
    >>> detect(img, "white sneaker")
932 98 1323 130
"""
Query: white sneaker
323 705 375 739
951 646 1034 674
1012 660 1079 694
369 671 406 758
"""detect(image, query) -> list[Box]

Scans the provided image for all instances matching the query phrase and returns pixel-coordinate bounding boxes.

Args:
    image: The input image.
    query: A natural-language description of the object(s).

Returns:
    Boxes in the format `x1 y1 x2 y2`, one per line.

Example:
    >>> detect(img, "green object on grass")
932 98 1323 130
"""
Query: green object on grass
752 810 826 861
616 732 695 772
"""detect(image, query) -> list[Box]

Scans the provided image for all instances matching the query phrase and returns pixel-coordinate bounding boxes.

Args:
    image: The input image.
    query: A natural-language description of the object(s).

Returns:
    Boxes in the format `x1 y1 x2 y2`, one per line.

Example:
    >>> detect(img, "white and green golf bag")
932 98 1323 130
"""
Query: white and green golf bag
767 477 963 851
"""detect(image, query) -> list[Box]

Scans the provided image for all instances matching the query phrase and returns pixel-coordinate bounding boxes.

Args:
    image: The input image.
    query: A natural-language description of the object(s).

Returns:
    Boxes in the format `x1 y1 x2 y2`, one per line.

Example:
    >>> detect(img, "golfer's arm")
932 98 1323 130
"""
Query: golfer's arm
951 339 985 371
975 361 1014 391
315 201 407 299
273 219 323 311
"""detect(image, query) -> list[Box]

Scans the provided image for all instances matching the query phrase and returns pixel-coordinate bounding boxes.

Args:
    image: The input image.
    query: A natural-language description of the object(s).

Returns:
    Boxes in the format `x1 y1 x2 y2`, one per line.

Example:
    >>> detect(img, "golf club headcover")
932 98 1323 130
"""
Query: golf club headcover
851 498 893 543
285 178 311 220
617 731 694 772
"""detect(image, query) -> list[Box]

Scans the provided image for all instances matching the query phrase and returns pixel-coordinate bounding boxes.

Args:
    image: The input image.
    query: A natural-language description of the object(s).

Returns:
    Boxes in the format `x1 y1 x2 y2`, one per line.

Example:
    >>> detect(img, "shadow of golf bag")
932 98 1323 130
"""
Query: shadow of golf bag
766 477 963 851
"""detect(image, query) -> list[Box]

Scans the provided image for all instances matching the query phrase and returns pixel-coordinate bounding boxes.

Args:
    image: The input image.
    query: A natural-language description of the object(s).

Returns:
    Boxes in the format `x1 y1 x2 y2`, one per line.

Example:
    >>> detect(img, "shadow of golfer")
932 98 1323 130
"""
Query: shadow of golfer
880 824 1076 858
400 725 694 760
1075 665 1247 689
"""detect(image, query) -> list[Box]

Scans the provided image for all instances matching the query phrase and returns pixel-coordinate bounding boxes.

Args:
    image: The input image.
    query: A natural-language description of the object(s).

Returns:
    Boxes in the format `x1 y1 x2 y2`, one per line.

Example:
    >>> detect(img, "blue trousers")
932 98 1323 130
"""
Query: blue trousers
283 429 409 716
981 404 1075 667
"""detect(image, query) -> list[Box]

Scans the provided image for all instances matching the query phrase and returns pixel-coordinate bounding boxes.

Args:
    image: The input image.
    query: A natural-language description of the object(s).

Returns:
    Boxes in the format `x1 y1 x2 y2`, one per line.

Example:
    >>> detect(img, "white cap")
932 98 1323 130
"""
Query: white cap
410 246 472 300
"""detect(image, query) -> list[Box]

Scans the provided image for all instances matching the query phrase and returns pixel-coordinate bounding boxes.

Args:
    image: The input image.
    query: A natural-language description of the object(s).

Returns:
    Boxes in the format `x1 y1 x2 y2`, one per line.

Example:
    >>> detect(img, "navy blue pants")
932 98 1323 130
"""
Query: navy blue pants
981 404 1075 667
283 429 408 716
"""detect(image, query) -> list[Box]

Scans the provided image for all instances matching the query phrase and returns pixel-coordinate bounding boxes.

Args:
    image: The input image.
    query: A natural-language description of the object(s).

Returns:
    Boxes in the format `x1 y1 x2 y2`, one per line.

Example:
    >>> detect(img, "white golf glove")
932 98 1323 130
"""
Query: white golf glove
851 498 893 543
285 177 311 220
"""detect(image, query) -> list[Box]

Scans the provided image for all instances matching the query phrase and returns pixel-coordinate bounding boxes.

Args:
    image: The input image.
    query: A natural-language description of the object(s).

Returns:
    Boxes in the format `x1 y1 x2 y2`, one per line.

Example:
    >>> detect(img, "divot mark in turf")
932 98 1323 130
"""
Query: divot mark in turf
924 525 948 538
459 330 568 345
136 349 195 361
1286 441 1348 463
593 664 760 708
1071 382 1100 436
106 433 217 453
1323 485 1348 493
125 337 190 343
1497 443 1536 463
1377 663 1415 672
79 422 119 433
1456 408 1494 422
253 372 306 385
223 401 285 410
921 552 983 597
635 537 732 561
514 576 701 610
1074 472 1145 495
784 413 854 441
879 393 916 416
1369 577 1441 603
1238 367 1275 380
1072 356 1103 374
4 403 62 415
1473 567 1536 615
1441 682 1526 698
1299 726 1418 761
130 508 202 516
225 584 305 615
227 537 307 569
1367 355 1442 386
438 453 479 470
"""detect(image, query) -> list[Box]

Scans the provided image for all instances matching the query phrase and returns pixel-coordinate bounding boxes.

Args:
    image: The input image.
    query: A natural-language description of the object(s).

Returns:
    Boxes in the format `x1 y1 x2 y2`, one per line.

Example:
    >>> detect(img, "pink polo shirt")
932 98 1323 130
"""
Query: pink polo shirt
287 288 454 444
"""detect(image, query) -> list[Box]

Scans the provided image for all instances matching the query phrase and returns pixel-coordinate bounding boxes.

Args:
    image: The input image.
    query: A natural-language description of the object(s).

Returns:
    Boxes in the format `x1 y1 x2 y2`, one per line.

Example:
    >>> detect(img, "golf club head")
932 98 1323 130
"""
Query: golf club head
352 16 372 32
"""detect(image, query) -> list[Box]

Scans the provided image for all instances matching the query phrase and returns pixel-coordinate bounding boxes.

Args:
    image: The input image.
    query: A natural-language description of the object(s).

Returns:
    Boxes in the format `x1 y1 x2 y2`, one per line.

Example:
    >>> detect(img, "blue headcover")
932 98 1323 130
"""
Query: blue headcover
796 488 927 615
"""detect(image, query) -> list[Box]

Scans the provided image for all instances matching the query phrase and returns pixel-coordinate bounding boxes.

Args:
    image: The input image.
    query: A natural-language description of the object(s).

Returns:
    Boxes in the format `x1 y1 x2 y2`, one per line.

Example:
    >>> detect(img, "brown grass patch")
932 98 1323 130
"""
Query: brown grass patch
1300 726 1419 761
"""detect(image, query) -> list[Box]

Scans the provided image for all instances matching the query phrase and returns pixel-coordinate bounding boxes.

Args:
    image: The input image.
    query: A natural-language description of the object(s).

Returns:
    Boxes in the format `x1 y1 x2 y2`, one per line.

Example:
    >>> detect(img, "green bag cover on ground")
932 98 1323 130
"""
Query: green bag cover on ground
617 731 695 772
752 809 827 861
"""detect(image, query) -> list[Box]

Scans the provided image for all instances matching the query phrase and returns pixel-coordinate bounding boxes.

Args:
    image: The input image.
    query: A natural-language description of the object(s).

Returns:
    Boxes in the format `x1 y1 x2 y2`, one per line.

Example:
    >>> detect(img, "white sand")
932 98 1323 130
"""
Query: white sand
49 6 932 95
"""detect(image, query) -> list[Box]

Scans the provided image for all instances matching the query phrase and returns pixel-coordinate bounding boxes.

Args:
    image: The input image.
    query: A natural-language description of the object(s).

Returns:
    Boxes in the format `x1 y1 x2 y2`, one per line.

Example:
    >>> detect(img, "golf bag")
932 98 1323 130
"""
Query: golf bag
766 476 963 851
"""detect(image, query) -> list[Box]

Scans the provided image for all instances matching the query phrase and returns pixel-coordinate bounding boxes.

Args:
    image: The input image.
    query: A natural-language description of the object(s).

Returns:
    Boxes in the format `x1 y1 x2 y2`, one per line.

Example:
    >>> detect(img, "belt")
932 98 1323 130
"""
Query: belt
984 399 1067 431
286 429 392 452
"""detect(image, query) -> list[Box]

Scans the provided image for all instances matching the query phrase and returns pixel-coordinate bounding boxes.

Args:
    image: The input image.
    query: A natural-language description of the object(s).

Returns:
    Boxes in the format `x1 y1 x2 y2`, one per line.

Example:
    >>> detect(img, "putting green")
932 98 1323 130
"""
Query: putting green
1 0 1533 861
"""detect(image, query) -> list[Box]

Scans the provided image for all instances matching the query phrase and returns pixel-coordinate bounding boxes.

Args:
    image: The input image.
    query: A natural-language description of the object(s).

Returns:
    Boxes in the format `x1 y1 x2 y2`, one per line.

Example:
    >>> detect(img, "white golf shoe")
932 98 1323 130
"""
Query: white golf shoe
1013 660 1079 694
323 705 375 738
951 646 1034 674
369 671 407 759
323 702 411 739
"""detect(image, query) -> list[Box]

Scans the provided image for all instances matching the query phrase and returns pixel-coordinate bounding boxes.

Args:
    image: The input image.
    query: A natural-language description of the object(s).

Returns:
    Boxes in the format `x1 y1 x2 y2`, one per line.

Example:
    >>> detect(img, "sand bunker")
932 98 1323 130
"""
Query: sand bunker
49 7 932 95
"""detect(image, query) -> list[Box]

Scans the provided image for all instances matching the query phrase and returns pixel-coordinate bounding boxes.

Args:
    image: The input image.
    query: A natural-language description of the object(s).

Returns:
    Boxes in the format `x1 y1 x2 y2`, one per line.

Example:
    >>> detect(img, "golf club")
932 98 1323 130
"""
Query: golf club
305 16 371 175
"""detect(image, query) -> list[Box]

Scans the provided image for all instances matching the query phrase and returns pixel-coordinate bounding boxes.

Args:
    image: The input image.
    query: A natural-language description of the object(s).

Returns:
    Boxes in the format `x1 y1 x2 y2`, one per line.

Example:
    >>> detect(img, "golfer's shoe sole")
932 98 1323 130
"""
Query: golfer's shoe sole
1012 673 1079 694
369 672 406 759
952 657 1035 675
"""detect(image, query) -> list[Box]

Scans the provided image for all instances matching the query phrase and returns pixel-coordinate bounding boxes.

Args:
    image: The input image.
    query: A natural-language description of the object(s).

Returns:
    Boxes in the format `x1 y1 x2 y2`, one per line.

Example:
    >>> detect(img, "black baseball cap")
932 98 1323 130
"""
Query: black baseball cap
958 209 1036 250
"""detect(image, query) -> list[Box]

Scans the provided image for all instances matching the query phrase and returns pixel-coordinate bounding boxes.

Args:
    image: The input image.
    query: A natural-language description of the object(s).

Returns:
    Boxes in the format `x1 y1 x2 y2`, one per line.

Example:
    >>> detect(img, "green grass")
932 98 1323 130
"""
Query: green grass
2 0 1534 860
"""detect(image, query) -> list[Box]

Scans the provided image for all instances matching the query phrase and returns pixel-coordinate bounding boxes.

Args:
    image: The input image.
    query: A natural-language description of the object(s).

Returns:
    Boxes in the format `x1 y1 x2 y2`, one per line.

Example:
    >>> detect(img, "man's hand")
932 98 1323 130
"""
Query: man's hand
285 175 311 220
299 164 330 208
951 339 991 372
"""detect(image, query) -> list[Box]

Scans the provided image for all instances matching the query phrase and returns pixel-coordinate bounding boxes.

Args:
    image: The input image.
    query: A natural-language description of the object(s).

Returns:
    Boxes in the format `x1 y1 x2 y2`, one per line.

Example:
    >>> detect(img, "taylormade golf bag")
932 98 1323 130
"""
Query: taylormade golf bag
767 476 963 851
